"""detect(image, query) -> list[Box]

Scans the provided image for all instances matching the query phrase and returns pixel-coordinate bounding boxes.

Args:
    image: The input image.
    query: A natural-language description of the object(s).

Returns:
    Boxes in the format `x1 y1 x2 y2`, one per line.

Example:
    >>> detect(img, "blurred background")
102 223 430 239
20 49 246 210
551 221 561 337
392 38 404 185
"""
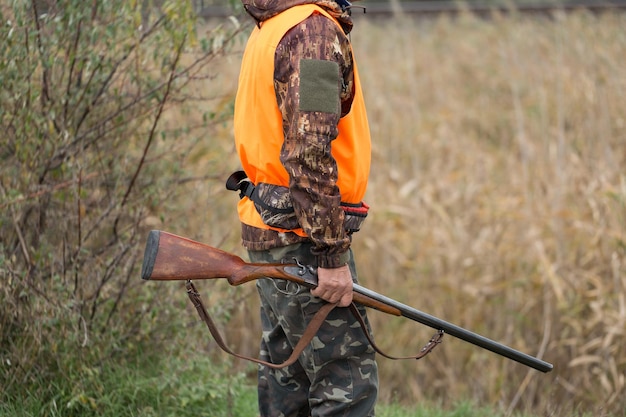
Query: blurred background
1 1 625 416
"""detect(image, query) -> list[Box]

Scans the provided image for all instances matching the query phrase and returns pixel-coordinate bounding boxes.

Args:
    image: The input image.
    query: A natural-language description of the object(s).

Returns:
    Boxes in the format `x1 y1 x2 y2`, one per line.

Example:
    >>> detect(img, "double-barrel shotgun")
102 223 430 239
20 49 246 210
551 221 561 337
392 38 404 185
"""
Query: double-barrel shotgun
141 230 553 373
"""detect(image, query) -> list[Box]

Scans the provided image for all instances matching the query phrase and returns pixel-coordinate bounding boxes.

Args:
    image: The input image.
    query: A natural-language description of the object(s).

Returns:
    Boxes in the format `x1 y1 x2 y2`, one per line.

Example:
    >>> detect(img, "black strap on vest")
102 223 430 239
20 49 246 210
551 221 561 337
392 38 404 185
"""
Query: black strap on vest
225 170 254 199
226 170 369 234
225 170 294 214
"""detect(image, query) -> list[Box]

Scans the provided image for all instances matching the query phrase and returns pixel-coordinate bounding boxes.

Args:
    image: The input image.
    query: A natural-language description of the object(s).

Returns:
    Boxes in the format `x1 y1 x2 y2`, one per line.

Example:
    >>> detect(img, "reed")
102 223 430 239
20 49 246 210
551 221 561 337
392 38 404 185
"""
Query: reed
178 9 625 416
345 9 626 415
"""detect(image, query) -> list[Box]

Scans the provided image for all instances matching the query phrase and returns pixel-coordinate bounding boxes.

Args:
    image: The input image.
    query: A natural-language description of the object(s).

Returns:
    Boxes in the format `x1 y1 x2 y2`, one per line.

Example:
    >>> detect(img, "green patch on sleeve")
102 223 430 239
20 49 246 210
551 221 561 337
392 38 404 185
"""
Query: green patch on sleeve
298 59 340 114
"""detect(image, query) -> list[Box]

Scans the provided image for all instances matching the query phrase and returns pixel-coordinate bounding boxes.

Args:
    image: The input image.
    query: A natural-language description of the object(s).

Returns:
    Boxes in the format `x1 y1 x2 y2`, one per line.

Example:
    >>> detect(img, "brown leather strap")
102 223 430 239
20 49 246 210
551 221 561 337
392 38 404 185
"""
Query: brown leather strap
185 280 443 368
186 280 337 369
348 303 444 360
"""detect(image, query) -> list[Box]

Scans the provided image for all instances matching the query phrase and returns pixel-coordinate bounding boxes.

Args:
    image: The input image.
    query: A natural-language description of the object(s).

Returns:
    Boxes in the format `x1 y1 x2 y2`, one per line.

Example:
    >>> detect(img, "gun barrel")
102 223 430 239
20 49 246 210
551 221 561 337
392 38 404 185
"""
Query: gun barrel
353 284 553 373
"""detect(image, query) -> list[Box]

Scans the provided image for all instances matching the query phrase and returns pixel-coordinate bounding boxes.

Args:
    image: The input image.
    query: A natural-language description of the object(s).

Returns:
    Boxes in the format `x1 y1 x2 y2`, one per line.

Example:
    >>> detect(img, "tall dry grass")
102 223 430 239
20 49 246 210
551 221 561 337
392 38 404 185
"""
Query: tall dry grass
347 9 626 416
177 9 625 417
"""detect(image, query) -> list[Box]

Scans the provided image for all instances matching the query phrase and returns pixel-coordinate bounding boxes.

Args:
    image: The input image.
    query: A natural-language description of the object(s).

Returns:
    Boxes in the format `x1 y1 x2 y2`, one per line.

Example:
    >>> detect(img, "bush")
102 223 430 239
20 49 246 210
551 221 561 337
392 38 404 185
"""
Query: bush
0 0 245 409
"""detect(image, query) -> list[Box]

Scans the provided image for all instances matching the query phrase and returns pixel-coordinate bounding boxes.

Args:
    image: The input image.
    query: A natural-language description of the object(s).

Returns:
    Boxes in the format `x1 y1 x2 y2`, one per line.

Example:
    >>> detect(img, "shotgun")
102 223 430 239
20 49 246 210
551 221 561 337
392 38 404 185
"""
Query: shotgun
141 230 553 373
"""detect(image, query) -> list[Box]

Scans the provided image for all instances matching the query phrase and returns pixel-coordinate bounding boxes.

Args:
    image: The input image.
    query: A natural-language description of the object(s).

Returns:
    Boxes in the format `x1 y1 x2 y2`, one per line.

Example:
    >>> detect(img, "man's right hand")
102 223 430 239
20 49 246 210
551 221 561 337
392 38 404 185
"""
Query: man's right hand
311 264 353 307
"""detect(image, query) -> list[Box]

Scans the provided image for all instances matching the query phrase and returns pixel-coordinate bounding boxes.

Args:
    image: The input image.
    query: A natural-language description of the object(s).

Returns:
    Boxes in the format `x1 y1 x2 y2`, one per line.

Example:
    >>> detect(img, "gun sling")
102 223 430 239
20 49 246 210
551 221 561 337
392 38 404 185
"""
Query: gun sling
185 280 442 369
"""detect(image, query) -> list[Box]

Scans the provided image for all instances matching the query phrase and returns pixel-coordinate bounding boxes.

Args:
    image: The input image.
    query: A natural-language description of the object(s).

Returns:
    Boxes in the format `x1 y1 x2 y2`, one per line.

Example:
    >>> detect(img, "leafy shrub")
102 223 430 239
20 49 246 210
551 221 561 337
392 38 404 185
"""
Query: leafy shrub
0 0 245 409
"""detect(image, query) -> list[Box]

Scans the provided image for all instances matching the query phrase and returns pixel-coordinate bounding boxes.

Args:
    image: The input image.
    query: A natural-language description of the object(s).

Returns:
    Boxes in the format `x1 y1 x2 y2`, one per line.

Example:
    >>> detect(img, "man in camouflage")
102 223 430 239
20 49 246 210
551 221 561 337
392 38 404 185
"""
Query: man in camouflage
233 1 378 415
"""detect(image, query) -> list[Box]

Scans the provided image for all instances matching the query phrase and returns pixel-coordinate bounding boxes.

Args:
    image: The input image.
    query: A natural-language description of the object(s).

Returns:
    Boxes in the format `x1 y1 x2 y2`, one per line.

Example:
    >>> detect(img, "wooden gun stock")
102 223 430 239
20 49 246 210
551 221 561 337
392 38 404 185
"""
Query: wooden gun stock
141 230 553 373
141 230 401 316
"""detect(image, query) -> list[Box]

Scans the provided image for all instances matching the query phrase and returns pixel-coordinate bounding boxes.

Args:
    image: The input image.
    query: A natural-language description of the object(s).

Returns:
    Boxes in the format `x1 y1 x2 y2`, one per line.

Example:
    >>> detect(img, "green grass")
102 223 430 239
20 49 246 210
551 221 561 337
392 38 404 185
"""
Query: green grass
0 353 257 417
378 401 617 417
0 345 607 417
379 401 515 417
0 339 523 417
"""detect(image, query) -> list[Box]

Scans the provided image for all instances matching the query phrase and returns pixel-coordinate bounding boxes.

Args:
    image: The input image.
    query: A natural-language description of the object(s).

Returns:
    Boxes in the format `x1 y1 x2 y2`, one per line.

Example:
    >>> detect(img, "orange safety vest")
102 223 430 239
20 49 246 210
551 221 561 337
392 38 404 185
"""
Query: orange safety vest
233 4 371 236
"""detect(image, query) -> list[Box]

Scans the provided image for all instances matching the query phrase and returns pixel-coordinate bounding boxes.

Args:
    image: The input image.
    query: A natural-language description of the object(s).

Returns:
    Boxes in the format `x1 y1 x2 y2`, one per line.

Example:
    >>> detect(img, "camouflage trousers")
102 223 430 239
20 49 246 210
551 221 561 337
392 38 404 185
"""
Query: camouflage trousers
248 243 379 417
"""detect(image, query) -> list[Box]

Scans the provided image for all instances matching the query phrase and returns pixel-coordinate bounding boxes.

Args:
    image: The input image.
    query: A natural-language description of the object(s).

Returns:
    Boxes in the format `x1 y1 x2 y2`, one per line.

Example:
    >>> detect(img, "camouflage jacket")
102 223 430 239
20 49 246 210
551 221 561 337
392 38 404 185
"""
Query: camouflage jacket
239 0 363 268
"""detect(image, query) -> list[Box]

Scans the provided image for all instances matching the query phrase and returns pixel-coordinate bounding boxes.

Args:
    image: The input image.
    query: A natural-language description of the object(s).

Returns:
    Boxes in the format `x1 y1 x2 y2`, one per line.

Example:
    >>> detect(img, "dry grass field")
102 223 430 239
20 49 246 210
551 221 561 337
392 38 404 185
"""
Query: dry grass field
174 8 626 416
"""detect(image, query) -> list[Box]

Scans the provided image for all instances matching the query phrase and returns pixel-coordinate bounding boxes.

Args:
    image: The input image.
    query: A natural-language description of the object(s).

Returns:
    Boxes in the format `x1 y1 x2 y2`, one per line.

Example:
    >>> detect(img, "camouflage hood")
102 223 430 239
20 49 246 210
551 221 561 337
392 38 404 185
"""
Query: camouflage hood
241 0 354 33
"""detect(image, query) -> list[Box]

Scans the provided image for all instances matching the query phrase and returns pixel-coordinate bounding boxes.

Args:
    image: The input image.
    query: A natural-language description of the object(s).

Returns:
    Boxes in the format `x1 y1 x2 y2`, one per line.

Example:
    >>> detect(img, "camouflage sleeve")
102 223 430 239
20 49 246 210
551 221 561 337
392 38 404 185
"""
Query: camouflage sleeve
274 13 355 268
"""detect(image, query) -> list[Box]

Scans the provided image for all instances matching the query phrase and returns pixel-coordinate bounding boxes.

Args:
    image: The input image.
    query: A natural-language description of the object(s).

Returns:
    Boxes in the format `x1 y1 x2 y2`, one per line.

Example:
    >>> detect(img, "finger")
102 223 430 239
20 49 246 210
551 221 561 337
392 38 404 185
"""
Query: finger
310 286 329 300
310 286 323 297
338 291 353 307
311 287 339 304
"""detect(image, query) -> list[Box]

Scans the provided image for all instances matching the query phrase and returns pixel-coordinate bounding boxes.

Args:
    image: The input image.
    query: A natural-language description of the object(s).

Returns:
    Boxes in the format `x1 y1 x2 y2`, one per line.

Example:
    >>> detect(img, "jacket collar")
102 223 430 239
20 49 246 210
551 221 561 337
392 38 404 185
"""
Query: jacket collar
241 0 354 33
